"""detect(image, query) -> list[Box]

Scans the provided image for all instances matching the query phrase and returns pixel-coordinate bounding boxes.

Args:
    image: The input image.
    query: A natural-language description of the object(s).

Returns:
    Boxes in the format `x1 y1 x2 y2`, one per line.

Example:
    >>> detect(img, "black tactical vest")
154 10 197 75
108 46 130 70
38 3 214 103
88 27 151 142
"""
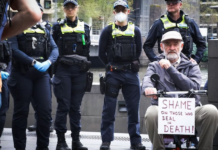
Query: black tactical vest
17 23 49 60
57 19 88 57
106 23 136 63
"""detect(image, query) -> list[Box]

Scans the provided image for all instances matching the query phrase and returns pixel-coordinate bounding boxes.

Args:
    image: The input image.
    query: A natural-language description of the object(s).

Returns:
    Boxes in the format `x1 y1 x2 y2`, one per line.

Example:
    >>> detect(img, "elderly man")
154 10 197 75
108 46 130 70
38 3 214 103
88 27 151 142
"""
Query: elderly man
142 31 218 150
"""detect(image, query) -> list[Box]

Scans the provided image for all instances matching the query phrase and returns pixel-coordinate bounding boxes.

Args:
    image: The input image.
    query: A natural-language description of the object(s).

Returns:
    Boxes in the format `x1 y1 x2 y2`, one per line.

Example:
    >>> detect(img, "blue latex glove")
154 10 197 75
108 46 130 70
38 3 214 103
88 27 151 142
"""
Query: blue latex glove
33 61 42 71
38 60 51 72
1 71 9 80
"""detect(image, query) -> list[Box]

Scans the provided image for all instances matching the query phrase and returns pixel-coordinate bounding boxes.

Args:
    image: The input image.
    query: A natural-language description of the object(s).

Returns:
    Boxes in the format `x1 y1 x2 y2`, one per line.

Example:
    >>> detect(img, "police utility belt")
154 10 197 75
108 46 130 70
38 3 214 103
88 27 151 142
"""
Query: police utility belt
58 56 91 72
107 60 140 73
58 55 93 92
0 41 12 70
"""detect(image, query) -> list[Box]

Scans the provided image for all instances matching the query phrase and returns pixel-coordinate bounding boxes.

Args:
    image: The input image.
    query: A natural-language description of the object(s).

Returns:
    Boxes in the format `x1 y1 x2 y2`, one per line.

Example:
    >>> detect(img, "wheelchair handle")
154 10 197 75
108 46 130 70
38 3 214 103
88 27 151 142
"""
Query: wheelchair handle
146 90 208 96
165 90 207 95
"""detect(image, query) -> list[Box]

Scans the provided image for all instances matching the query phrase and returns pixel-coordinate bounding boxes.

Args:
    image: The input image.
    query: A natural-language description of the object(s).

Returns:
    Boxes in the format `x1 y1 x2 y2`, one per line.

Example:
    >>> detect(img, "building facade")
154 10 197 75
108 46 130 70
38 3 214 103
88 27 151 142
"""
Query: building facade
200 0 218 38
36 0 55 22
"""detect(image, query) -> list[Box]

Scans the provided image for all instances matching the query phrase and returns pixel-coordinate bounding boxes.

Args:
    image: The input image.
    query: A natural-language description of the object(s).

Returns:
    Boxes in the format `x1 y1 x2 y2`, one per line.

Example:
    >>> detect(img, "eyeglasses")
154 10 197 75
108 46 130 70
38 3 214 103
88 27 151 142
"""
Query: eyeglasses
64 6 78 10
166 1 179 6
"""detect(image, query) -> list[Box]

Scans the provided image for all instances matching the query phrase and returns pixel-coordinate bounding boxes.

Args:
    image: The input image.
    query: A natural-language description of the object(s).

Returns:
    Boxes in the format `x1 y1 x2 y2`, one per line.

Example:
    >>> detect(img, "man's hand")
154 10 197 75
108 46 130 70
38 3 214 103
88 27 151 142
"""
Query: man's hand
2 0 41 40
145 87 158 99
159 59 171 69
190 58 197 64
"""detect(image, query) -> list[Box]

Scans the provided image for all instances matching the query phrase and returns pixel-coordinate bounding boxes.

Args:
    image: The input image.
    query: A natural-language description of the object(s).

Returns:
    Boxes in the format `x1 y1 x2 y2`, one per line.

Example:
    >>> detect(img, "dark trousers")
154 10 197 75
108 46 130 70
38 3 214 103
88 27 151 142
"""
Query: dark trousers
0 80 10 137
31 97 53 126
101 70 142 145
53 63 86 136
7 68 52 149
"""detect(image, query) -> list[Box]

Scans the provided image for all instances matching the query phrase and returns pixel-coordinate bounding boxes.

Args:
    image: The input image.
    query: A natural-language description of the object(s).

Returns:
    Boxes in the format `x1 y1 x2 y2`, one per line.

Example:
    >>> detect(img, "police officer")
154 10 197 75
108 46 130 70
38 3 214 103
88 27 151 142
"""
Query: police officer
0 43 12 150
98 0 145 150
52 0 91 150
143 0 206 64
27 2 54 133
7 3 59 150
0 1 12 149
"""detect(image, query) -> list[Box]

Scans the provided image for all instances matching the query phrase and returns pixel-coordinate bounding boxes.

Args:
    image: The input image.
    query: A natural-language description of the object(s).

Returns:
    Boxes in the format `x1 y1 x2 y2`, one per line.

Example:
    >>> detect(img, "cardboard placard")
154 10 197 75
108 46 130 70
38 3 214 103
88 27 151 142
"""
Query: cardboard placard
158 98 195 135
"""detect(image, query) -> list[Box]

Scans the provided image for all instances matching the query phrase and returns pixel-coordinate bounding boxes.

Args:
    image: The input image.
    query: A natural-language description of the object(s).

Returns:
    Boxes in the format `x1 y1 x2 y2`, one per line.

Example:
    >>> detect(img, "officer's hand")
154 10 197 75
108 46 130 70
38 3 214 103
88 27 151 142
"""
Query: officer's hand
33 61 42 71
190 58 197 64
38 60 51 72
1 71 9 80
159 59 171 69
145 87 157 99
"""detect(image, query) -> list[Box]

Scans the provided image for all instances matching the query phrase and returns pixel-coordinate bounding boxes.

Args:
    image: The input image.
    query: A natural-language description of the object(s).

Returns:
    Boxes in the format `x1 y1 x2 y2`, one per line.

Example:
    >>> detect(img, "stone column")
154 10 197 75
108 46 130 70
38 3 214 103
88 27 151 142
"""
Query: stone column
208 39 218 149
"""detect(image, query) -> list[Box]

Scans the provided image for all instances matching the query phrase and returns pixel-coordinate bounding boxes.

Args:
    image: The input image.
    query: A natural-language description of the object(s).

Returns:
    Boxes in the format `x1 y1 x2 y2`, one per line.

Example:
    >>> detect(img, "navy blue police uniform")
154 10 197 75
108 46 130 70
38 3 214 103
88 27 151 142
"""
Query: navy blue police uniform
28 21 54 132
143 10 206 63
8 22 58 150
0 44 12 143
0 1 12 149
99 21 145 149
52 16 91 150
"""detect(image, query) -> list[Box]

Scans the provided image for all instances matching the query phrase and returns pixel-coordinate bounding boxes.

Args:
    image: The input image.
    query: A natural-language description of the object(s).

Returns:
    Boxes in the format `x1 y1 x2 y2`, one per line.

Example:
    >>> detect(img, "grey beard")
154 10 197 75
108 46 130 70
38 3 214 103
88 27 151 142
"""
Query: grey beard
166 53 179 61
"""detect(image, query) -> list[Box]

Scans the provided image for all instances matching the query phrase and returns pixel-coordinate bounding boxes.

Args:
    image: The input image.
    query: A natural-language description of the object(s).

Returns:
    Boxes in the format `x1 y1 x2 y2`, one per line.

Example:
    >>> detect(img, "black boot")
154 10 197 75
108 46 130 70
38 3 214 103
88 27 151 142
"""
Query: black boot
27 123 37 131
72 141 88 150
72 134 88 150
130 143 146 150
56 132 71 150
100 142 110 150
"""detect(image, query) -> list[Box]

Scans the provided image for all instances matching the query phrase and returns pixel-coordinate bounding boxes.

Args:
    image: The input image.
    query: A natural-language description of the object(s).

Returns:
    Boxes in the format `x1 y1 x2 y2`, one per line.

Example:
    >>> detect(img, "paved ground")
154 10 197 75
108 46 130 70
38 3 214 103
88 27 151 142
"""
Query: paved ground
1 128 152 150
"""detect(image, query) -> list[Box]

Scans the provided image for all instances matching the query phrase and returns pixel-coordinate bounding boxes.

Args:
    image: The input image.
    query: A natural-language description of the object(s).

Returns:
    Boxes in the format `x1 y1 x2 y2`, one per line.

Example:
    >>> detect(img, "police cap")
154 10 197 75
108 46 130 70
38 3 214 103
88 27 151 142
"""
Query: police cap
63 0 78 6
113 0 129 9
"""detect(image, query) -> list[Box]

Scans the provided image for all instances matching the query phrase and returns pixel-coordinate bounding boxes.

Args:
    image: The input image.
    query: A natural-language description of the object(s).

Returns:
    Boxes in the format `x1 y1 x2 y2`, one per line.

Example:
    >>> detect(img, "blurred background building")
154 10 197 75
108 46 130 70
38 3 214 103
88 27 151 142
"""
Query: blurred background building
200 0 218 38
35 0 202 38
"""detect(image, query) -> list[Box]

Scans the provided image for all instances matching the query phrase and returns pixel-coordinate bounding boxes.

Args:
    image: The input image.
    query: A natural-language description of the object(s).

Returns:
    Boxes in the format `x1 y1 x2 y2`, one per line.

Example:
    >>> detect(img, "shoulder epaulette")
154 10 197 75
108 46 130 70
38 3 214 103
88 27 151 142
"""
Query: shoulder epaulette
58 19 65 26
57 18 61 22
160 14 165 18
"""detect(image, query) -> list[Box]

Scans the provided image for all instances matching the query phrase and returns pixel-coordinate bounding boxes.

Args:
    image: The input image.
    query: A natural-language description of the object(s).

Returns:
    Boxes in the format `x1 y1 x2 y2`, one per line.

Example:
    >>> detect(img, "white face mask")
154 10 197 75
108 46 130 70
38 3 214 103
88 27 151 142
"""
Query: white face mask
115 12 127 22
